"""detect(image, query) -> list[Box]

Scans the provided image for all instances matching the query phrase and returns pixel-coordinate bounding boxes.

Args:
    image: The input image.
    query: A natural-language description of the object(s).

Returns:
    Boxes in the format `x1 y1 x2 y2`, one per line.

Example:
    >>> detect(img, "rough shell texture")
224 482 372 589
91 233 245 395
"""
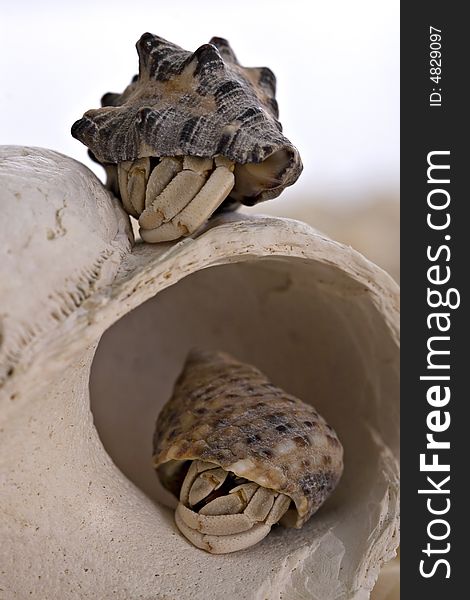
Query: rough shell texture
0 146 132 388
71 33 302 205
154 349 343 527
1 147 399 600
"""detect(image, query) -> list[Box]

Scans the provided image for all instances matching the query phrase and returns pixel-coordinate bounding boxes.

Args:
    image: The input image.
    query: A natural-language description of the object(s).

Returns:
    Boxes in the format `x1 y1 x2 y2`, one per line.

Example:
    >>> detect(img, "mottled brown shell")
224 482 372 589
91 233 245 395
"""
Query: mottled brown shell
153 350 343 528
71 33 302 207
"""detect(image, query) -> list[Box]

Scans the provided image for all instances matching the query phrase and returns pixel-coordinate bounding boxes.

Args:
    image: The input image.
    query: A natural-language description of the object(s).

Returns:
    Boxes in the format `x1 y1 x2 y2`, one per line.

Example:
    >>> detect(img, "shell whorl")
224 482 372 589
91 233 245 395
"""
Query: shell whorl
71 33 302 206
154 350 343 528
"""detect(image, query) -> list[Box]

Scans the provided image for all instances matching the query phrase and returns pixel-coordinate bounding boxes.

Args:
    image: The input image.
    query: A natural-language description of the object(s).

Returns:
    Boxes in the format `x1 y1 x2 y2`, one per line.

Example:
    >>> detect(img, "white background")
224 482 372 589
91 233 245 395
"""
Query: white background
1 0 399 207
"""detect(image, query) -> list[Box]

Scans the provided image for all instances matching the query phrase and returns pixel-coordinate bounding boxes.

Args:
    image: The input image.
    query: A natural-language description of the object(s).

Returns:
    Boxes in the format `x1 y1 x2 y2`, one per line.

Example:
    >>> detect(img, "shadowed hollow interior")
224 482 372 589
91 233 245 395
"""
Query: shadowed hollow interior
89 257 398 524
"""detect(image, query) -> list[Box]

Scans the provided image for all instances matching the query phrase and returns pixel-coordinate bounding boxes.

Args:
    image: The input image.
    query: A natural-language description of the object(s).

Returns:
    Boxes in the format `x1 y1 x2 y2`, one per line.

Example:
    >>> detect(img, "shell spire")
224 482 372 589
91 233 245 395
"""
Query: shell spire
209 37 240 65
71 33 302 208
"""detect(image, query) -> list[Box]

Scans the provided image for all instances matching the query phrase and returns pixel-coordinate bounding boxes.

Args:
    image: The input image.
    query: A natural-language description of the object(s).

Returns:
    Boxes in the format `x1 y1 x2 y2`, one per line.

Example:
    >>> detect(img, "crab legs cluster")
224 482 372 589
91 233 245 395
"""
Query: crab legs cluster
116 155 235 242
174 460 292 554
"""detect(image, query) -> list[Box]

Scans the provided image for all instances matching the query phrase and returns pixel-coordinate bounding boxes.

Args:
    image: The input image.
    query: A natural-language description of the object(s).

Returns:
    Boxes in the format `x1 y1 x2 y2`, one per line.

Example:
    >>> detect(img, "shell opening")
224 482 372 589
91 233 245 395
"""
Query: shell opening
160 459 293 553
230 149 294 205
89 255 398 569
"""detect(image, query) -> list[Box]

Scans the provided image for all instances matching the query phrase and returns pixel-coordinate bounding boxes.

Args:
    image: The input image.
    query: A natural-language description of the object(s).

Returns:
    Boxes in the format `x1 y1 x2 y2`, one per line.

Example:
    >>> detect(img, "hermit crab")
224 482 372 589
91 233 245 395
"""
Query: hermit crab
153 350 343 554
71 33 302 242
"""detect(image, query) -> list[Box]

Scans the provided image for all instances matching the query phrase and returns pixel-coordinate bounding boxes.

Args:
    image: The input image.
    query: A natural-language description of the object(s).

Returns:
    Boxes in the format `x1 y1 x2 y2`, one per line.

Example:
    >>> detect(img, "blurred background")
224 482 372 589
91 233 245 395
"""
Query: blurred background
0 0 399 281
0 2 400 595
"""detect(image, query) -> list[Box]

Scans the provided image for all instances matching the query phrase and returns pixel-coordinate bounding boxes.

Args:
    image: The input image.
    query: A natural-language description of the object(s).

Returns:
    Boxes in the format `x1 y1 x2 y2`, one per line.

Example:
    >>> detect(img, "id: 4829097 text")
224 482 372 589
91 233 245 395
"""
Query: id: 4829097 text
429 26 443 107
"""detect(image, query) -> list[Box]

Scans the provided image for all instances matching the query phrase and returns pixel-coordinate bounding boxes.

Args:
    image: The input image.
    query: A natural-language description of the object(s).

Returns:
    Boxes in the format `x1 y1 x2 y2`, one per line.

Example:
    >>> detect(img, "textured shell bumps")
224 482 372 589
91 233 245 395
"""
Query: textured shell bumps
71 33 302 208
154 350 344 535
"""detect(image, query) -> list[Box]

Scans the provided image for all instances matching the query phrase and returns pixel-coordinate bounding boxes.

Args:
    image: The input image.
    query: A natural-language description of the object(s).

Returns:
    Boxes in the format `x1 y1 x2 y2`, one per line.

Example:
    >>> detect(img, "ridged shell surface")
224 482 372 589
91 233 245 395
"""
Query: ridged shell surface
153 350 343 527
72 34 302 205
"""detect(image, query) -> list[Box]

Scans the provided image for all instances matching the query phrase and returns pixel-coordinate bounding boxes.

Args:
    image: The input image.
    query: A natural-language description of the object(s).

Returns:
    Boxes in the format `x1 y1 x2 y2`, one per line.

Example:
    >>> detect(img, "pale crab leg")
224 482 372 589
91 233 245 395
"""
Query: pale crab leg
103 164 119 197
117 161 137 217
188 467 228 507
140 160 234 243
243 487 276 522
176 504 254 535
198 482 259 516
139 169 206 230
127 157 151 214
230 482 259 503
174 461 292 552
144 157 183 209
179 460 215 505
199 493 245 516
203 523 271 555
139 156 213 230
174 506 271 554
117 158 150 216
265 492 291 526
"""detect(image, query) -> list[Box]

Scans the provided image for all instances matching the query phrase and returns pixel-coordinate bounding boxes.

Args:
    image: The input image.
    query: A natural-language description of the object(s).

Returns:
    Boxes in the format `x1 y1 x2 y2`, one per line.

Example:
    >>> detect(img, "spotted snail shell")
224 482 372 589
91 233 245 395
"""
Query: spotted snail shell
71 33 302 210
154 350 343 552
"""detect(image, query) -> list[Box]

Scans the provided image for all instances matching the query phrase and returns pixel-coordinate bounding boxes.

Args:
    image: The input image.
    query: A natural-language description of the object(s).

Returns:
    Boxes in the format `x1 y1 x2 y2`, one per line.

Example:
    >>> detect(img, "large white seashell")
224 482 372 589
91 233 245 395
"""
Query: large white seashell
0 146 399 599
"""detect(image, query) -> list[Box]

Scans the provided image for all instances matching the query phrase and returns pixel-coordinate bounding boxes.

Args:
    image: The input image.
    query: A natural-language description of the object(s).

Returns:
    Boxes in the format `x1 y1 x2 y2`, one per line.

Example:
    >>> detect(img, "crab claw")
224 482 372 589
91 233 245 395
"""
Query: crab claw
115 154 235 242
173 461 291 553
188 467 228 507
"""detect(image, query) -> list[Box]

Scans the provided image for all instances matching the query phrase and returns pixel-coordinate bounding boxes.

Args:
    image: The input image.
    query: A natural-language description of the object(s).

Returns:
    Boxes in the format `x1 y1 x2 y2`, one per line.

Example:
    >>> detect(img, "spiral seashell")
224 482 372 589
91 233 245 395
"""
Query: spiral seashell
154 349 343 553
71 34 303 242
